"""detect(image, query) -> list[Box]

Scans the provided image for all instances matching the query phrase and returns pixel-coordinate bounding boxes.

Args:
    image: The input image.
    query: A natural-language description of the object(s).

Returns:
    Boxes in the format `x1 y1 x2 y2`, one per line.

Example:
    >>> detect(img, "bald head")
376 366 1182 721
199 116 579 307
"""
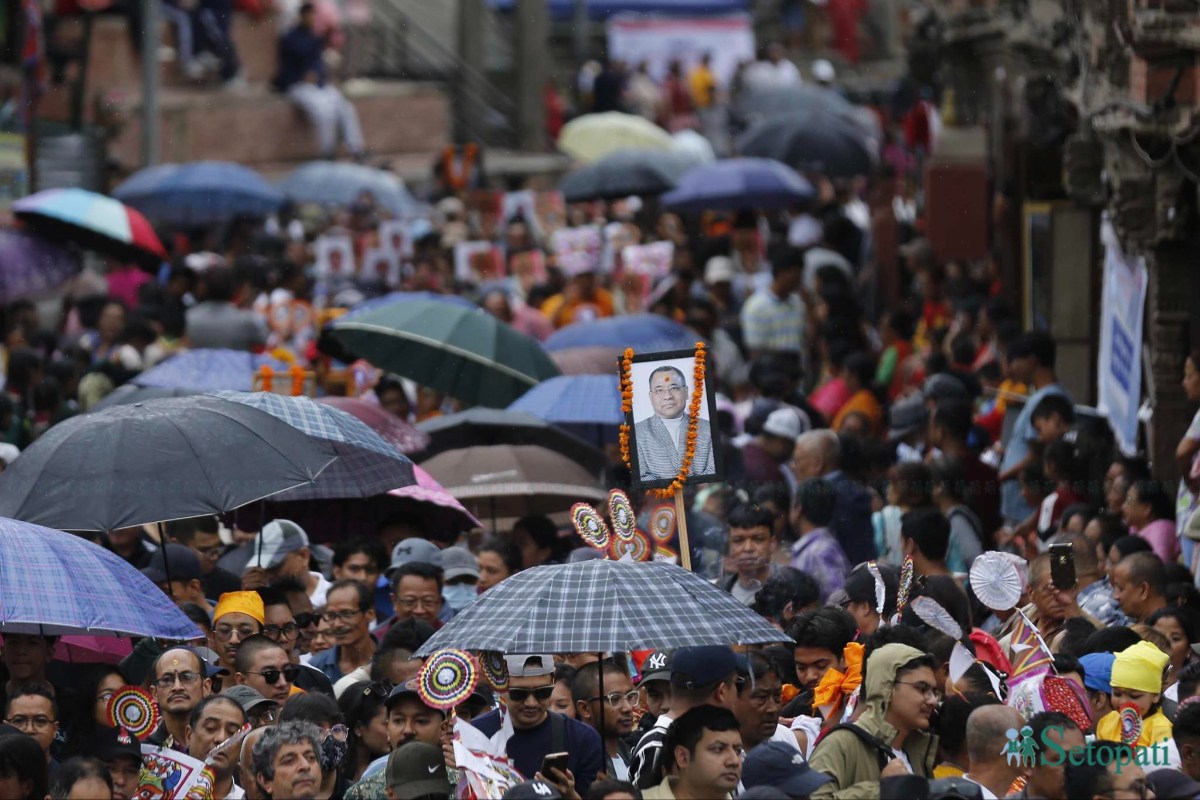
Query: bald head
966 704 1024 764
793 430 839 479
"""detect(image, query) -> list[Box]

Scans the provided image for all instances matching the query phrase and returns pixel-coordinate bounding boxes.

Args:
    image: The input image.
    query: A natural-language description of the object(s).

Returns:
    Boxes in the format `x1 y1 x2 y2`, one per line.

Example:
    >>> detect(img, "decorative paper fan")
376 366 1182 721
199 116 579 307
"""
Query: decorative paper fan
571 503 611 551
106 686 160 740
419 649 480 711
867 561 886 616
912 596 963 640
1042 676 1093 733
896 556 914 615
609 490 636 541
1119 703 1142 745
970 551 1026 611
648 505 676 544
609 529 651 562
480 651 509 692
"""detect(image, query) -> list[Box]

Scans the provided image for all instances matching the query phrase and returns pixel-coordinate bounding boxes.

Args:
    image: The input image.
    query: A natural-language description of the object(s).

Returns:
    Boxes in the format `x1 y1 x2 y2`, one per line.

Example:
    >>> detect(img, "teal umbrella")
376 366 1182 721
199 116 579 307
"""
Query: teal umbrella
329 300 561 408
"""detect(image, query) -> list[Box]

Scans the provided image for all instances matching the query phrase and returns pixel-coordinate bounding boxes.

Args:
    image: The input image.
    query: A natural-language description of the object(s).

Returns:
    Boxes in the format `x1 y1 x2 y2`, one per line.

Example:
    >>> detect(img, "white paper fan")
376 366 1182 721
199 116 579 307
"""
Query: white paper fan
912 595 963 640
867 561 886 616
970 551 1025 611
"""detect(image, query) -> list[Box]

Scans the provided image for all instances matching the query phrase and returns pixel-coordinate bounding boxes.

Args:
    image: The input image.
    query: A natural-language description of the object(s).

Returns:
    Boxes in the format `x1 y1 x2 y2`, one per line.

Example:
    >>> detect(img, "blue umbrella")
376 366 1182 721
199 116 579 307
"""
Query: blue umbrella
662 158 815 212
543 313 700 353
0 229 81 303
0 517 203 638
133 349 291 392
113 161 284 226
277 161 417 217
508 374 622 445
212 391 416 499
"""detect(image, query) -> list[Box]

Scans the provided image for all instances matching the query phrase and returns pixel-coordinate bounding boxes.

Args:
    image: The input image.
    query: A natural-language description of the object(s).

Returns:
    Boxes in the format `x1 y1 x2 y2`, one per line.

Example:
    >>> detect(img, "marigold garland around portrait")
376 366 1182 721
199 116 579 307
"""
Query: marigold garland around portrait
619 342 707 498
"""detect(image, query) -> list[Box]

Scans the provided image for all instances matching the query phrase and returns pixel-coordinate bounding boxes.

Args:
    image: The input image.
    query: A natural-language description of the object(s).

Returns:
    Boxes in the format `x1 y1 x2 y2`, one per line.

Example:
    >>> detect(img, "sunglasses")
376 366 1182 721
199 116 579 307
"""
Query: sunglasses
507 685 555 703
245 664 301 685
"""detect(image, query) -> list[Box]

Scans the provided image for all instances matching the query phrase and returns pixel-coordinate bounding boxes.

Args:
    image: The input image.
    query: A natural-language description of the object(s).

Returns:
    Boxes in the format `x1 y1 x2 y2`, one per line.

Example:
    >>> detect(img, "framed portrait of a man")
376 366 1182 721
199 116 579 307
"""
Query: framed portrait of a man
624 348 722 491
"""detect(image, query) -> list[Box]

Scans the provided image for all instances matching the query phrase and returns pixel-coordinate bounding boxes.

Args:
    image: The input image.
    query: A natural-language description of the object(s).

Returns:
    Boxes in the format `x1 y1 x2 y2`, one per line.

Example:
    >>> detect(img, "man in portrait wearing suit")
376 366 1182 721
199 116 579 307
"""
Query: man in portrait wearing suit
635 365 715 482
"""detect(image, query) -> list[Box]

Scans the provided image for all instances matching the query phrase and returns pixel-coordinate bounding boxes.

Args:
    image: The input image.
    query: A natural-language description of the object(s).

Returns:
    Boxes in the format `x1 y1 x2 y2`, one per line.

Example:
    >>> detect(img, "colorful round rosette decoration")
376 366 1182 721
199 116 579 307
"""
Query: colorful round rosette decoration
107 686 160 740
418 649 480 711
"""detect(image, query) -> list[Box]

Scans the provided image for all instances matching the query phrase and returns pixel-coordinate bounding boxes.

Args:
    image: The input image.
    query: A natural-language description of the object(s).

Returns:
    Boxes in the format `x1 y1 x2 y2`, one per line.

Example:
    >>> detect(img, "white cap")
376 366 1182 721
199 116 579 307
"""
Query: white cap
704 255 736 284
762 407 804 441
812 59 836 84
244 519 309 573
504 654 556 678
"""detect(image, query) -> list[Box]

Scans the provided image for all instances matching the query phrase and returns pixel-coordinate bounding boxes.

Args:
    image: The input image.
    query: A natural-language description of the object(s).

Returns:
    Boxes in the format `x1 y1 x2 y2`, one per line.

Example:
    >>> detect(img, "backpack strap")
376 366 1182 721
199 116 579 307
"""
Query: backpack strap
817 722 893 772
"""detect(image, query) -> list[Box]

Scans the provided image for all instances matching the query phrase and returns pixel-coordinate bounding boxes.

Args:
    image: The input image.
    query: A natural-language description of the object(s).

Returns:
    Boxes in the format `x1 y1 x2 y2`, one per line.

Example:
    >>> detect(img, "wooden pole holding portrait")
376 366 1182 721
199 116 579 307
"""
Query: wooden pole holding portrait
619 343 722 572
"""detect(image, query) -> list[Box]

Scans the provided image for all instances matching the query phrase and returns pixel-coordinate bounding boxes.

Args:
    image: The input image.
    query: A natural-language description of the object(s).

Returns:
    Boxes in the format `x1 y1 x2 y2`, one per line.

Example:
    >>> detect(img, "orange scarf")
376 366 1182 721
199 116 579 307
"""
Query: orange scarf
813 642 864 715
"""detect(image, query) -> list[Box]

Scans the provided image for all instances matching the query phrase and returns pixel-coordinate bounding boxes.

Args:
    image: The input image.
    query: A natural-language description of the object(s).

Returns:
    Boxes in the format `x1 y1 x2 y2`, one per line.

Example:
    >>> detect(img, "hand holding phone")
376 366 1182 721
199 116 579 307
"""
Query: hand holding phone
1049 542 1076 591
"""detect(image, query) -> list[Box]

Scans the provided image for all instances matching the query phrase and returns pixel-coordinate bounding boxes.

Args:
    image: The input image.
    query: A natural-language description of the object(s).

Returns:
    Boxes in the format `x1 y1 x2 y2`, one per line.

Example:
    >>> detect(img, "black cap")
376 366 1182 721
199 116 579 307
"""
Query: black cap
671 646 737 689
640 649 672 683
93 725 143 763
742 741 832 797
141 544 202 584
502 780 563 800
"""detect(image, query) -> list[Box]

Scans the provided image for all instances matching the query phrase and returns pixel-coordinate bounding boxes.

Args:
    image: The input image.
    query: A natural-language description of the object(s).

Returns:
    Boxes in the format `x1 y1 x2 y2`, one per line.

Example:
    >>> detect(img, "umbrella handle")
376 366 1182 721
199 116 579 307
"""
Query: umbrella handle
158 521 174 600
674 490 691 572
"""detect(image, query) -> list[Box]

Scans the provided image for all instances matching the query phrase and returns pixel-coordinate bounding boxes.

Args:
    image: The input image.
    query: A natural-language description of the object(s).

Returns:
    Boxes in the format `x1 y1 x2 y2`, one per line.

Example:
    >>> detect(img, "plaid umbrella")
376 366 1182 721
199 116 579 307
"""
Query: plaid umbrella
0 517 202 638
416 559 789 655
213 391 416 500
134 349 291 392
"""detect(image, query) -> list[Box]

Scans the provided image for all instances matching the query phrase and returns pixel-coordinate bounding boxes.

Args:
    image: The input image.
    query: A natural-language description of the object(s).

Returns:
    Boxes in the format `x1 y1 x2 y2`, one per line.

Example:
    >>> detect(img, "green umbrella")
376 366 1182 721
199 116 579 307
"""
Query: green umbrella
329 299 561 408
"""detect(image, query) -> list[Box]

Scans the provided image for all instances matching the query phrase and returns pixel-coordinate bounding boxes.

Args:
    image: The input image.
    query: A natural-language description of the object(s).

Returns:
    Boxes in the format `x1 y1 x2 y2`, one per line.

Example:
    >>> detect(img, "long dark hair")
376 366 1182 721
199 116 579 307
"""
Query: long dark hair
65 664 128 757
337 681 392 781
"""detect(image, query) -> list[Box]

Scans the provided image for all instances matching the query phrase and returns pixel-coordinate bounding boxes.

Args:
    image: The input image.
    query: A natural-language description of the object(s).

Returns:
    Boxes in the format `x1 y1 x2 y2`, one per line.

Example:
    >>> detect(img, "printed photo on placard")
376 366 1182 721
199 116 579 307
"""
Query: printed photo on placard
314 235 355 281
622 241 674 278
551 226 602 276
454 241 505 284
362 248 401 288
624 347 721 490
379 220 414 259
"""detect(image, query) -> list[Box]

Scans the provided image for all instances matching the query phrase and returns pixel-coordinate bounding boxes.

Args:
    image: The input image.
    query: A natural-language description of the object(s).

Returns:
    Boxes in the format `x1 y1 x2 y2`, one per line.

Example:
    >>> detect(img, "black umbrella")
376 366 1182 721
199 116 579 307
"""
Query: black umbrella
88 384 201 412
557 149 697 203
734 84 880 142
416 409 607 473
736 110 877 177
0 395 338 531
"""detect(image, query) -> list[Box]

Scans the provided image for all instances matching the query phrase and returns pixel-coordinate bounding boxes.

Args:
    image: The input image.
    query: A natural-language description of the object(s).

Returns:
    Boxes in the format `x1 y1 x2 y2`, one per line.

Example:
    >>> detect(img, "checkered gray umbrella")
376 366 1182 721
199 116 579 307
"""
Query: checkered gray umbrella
214 391 415 500
415 559 790 656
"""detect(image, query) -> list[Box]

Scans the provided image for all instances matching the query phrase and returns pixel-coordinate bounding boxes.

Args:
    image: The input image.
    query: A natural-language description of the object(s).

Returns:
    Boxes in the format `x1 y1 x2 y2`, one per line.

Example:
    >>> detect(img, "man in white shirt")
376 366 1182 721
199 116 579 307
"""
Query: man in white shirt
963 704 1026 799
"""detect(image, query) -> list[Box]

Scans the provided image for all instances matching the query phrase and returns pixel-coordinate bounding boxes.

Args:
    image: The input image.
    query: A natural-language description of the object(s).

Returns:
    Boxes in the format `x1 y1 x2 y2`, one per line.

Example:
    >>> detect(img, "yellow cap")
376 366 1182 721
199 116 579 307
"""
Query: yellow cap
1110 640 1170 694
213 591 265 625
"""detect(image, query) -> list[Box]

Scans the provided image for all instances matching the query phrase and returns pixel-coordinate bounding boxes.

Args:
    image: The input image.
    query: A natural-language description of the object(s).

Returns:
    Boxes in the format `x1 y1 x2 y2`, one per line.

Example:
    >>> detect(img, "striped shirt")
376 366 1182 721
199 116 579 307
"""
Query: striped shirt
741 288 805 353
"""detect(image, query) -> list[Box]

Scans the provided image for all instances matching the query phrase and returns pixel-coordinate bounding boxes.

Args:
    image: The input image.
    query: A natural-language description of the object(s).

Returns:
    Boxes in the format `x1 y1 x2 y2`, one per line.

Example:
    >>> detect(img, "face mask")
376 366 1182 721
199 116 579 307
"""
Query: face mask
444 584 478 612
320 736 348 772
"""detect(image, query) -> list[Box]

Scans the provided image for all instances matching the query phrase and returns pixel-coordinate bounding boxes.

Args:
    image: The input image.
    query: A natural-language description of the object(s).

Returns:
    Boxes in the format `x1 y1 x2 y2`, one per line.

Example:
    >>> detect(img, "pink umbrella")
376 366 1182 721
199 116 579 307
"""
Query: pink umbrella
315 396 430 454
388 465 482 530
54 635 134 664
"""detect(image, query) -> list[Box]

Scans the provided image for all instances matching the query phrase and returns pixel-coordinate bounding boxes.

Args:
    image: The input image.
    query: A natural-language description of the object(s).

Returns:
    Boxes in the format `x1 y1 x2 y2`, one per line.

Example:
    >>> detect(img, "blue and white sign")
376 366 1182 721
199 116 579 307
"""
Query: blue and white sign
1098 228 1148 456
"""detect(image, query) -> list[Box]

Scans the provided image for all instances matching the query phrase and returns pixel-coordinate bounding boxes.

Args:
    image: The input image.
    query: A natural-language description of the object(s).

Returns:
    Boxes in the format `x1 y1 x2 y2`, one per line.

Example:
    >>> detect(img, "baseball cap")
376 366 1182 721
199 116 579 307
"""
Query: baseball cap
94 725 143 763
503 780 563 799
1147 768 1200 800
221 685 278 716
386 741 451 799
504 654 556 678
141 543 202 584
671 645 738 689
441 546 479 582
742 741 833 797
243 520 309 573
385 679 439 713
762 407 803 441
923 373 968 402
386 538 444 577
887 394 928 442
1079 652 1115 694
704 255 736 285
640 649 672 683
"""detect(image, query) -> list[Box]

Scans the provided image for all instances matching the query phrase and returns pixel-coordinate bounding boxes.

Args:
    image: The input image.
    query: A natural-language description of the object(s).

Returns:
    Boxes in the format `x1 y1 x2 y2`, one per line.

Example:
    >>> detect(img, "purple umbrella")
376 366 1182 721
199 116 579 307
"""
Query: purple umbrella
0 230 81 303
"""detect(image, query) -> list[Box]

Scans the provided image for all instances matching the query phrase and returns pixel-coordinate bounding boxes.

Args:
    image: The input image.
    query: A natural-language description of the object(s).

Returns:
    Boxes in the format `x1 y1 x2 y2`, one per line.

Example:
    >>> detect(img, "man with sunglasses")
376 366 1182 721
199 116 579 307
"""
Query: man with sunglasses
234 635 298 706
308 580 377 683
470 654 603 795
147 647 212 751
571 659 637 781
257 586 336 698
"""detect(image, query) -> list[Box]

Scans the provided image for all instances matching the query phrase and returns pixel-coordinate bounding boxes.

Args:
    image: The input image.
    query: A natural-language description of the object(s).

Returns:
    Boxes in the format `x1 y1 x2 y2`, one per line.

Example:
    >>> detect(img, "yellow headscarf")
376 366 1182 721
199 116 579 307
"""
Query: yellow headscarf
213 591 265 625
1110 641 1170 694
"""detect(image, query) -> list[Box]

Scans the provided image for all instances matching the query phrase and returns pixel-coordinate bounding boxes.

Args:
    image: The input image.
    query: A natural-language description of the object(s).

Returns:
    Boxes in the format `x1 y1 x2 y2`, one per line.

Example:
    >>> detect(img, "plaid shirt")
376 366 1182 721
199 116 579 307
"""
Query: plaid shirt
791 528 851 603
1077 576 1131 626
741 288 805 353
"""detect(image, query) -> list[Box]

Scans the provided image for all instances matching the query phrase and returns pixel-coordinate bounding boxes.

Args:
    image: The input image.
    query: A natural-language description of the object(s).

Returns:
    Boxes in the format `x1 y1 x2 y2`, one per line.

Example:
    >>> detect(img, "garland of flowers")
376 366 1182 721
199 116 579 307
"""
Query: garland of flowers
257 364 308 396
619 342 707 498
442 143 478 191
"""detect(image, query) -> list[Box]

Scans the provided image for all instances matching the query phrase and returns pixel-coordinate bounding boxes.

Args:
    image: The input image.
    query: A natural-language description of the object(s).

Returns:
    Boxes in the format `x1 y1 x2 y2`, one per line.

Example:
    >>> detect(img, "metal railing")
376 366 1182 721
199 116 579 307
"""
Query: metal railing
362 0 519 147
